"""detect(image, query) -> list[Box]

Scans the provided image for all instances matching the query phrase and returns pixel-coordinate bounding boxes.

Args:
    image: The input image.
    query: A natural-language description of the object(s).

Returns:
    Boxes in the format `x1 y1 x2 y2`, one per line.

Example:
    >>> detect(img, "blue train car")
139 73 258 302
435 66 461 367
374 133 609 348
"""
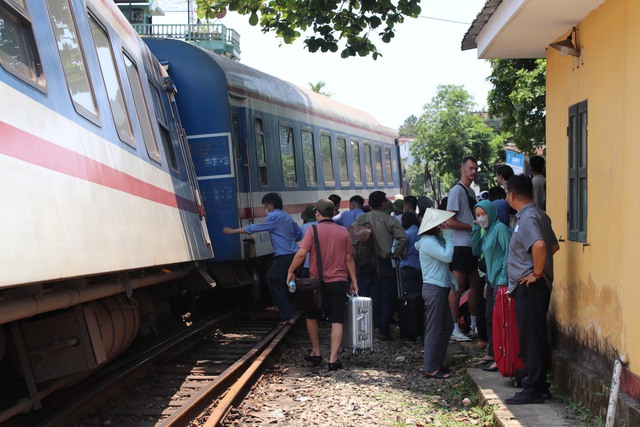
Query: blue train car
144 38 401 271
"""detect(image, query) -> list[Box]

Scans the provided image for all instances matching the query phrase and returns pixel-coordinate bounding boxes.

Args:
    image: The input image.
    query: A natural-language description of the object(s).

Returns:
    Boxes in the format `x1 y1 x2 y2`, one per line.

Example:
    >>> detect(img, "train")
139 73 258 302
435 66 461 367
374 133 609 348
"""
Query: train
0 0 399 418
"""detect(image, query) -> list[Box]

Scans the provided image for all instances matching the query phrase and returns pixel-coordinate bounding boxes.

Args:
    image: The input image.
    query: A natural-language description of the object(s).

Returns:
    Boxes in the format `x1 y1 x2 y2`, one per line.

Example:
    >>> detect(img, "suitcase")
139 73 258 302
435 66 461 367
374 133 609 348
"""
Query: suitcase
493 286 527 385
395 265 424 340
343 294 374 353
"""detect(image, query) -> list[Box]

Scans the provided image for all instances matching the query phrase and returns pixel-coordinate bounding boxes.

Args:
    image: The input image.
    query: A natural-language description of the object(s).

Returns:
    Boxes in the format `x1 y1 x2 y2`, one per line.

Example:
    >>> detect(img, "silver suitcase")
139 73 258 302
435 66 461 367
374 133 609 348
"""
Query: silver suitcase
342 294 374 353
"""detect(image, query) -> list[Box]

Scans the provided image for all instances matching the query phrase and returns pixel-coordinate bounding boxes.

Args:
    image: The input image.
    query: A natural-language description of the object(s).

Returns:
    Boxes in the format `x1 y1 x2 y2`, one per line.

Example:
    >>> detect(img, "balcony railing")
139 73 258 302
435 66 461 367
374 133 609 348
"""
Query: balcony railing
132 23 241 60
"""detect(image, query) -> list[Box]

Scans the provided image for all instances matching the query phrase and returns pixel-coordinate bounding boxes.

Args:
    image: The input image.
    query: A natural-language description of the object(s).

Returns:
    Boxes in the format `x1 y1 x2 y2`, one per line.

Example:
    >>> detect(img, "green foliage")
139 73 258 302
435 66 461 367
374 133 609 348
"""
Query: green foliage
406 162 425 196
195 0 422 59
399 115 418 138
487 59 546 154
309 81 332 97
411 84 497 196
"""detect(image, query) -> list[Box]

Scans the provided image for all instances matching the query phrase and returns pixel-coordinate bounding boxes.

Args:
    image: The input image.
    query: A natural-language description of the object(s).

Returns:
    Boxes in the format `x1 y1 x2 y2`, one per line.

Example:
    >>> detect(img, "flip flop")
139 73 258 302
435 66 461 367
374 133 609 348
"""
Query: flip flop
424 370 450 379
278 319 295 326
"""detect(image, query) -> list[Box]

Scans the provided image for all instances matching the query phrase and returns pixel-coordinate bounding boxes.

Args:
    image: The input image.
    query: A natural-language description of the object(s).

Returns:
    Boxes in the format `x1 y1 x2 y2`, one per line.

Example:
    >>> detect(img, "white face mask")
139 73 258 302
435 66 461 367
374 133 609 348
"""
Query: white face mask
476 215 489 229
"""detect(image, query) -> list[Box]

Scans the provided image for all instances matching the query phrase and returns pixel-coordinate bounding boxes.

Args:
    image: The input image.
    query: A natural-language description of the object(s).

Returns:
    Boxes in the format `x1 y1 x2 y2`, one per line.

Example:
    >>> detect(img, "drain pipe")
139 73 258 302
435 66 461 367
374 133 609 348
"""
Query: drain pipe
605 351 627 427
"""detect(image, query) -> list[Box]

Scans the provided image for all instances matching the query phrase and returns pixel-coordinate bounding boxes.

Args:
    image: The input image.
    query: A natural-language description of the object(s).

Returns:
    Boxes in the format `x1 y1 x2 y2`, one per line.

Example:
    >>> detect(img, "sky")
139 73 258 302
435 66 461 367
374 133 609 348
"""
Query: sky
212 0 492 130
158 0 491 130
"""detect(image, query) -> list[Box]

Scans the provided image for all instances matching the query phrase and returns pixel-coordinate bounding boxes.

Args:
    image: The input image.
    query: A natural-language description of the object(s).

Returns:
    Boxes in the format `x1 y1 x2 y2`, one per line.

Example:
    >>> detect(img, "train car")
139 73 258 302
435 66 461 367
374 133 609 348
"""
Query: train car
143 38 401 285
0 0 213 412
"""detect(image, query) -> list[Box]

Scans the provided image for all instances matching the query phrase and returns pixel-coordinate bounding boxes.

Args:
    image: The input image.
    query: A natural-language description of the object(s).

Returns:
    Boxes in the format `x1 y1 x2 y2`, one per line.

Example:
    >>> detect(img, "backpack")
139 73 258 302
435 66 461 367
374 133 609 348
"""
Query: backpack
349 220 378 266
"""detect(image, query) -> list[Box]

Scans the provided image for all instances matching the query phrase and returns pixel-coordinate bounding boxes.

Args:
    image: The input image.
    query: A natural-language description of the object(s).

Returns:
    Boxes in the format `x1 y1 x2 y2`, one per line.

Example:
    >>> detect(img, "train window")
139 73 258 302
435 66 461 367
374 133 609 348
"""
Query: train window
364 143 373 185
0 1 46 90
385 147 393 185
301 129 317 186
337 136 349 186
375 146 383 185
89 17 135 147
122 52 161 163
148 79 178 171
47 0 98 122
320 133 335 186
351 140 362 186
279 124 297 186
255 118 268 187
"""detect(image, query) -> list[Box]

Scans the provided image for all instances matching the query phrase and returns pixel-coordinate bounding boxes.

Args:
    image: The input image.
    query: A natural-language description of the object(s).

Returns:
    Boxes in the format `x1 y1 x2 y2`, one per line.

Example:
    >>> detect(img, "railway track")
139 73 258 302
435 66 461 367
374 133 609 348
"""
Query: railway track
32 310 298 427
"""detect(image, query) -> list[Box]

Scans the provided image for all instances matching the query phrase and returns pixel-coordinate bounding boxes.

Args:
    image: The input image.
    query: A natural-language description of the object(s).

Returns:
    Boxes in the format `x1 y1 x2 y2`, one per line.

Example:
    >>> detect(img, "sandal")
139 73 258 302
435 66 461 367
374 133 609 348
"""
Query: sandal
424 370 450 379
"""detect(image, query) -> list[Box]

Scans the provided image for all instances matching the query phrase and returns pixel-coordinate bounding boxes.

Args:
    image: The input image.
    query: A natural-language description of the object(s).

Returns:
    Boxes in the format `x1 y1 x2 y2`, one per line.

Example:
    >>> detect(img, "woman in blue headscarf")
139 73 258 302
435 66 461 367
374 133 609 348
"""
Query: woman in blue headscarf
471 199 511 372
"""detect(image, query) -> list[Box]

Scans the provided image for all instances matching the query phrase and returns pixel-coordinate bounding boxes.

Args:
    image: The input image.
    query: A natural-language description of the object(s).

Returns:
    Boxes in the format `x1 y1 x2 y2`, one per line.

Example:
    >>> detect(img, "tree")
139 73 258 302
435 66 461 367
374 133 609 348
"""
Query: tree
410 84 499 199
309 81 332 97
195 0 422 59
399 115 418 138
487 59 546 154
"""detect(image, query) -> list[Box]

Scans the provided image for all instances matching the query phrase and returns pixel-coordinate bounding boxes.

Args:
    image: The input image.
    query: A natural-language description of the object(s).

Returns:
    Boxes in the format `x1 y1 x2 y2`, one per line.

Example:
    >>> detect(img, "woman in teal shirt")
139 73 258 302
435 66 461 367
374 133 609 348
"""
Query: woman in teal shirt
471 200 511 371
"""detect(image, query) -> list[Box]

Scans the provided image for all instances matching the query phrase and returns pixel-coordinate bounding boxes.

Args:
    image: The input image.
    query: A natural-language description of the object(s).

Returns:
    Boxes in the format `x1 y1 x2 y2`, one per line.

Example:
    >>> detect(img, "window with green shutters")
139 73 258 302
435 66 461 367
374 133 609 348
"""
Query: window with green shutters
568 100 588 242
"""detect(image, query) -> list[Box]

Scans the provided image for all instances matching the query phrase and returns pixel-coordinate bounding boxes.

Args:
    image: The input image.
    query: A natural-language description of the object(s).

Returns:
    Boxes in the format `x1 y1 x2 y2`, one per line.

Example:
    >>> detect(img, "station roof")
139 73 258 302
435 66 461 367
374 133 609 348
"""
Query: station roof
461 0 605 59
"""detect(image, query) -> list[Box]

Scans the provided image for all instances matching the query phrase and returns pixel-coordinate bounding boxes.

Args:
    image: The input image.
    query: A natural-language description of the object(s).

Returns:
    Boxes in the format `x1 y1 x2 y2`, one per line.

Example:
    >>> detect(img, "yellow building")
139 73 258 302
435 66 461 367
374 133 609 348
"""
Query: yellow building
463 0 640 424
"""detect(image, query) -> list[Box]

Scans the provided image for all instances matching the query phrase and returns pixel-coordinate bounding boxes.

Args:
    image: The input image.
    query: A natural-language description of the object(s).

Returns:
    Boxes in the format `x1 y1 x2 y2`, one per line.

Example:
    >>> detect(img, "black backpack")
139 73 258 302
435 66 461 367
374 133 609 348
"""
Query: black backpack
456 182 477 218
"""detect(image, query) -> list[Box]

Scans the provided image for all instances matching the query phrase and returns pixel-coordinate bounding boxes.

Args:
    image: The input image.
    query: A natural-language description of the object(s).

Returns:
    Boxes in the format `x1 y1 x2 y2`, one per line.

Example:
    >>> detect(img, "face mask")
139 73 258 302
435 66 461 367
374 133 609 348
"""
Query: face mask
476 215 489 229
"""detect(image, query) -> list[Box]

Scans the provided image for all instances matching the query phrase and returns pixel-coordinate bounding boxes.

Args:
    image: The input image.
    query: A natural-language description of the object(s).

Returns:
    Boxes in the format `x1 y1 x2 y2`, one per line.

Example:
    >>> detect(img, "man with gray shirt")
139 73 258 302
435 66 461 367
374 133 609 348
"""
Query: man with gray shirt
504 175 559 405
446 156 483 342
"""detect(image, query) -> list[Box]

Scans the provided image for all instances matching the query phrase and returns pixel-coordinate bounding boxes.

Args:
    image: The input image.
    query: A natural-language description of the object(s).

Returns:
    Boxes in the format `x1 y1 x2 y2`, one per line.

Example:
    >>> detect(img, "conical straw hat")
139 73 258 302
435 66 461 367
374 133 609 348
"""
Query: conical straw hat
418 208 455 235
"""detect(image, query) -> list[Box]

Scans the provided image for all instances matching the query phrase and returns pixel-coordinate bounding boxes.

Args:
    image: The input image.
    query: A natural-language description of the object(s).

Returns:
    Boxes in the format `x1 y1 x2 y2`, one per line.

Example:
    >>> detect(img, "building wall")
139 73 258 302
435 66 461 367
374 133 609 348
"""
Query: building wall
546 0 640 388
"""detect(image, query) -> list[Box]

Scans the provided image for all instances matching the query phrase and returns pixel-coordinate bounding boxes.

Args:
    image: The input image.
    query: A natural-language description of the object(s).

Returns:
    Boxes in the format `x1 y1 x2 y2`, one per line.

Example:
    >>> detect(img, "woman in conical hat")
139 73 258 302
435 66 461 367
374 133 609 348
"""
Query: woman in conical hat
416 208 458 379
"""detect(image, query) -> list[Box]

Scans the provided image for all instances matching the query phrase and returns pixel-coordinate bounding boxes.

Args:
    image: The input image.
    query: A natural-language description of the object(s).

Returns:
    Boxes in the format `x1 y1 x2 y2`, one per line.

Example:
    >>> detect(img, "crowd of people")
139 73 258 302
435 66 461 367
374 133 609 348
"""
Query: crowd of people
222 154 556 405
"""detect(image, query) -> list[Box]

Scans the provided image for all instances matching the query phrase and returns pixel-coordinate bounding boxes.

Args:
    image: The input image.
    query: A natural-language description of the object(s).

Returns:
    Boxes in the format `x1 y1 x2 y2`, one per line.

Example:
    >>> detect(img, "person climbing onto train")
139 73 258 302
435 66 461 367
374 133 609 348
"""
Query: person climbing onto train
223 192 301 326
286 199 358 371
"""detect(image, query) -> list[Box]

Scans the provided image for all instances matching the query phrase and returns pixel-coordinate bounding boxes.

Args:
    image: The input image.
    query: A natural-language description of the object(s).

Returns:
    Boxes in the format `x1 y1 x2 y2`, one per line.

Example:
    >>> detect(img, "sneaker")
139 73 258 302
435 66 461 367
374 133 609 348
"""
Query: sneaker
450 329 472 342
468 326 478 337
505 392 545 405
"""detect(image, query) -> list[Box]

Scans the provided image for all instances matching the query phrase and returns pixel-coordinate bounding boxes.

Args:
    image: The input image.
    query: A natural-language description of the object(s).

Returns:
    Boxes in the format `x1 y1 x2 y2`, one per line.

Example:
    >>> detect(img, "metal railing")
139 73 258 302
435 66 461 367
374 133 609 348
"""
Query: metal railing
132 23 241 55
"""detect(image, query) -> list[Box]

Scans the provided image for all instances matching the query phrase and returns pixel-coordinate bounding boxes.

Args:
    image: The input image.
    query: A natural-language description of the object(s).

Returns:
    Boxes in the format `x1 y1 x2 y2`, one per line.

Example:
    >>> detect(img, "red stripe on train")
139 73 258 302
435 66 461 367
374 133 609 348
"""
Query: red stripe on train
0 121 198 214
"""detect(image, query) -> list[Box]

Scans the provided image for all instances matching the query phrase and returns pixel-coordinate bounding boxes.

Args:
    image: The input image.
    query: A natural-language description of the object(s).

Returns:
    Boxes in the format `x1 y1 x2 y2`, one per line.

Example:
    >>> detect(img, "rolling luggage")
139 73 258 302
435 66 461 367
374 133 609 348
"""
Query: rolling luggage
395 265 424 340
493 286 527 385
343 294 374 353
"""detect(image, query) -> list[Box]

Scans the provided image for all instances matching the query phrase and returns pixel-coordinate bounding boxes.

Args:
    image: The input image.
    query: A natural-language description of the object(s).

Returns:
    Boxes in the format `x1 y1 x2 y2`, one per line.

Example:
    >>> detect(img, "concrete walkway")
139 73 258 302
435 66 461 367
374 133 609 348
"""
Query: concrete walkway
467 367 588 427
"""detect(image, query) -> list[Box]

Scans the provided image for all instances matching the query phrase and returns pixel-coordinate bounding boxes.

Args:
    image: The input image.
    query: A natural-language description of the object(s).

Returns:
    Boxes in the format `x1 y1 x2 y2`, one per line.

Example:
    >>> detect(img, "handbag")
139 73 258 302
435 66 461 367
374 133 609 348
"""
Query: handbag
295 225 324 311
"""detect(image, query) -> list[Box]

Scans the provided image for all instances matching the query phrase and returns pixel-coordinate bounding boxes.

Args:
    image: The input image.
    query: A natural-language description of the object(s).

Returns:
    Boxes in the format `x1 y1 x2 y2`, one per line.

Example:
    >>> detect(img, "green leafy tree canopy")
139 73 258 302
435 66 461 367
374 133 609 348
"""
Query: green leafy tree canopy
487 59 546 154
411 84 499 197
195 0 422 59
399 115 418 138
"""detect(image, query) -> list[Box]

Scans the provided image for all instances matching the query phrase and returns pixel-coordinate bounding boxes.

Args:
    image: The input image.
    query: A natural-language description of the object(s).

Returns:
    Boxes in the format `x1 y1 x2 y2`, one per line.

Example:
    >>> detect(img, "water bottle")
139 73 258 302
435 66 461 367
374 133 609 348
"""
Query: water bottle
288 280 296 293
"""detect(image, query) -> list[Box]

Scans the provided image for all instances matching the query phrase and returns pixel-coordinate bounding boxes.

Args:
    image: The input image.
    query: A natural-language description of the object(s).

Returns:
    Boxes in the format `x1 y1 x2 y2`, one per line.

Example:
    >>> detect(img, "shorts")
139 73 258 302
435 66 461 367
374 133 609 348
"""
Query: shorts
450 246 478 272
307 281 350 323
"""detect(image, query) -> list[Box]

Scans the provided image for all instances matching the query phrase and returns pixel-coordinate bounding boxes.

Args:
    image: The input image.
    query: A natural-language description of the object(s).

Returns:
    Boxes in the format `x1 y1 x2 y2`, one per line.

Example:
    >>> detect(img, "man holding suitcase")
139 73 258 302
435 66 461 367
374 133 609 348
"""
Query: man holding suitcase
287 199 358 371
505 175 559 405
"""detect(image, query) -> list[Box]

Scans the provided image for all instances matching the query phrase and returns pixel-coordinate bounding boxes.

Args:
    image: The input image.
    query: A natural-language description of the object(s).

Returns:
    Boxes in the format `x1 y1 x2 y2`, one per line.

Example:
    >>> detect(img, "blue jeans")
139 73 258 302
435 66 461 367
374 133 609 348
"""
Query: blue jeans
356 258 396 336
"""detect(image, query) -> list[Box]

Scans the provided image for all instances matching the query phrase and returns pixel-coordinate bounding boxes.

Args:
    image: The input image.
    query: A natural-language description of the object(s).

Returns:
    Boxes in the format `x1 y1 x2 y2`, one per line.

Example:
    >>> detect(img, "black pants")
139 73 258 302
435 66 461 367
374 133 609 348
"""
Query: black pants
512 279 551 396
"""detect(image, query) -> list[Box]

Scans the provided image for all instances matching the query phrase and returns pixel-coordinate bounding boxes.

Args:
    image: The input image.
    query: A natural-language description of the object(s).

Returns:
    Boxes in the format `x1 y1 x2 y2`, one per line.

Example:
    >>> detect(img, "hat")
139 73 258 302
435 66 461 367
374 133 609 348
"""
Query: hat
418 208 455 235
301 205 316 222
315 199 335 217
393 194 404 201
392 199 404 214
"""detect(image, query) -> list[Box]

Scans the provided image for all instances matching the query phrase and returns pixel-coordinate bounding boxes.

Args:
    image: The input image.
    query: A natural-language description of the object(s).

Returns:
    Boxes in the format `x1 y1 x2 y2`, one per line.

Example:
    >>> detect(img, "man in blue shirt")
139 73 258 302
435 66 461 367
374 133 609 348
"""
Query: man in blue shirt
223 193 301 325
333 195 365 229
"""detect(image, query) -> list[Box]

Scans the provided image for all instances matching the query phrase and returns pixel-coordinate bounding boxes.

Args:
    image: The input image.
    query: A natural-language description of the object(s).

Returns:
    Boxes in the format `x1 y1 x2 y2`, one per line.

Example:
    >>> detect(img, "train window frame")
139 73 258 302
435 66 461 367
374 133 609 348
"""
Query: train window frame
148 77 178 171
46 0 100 125
254 117 268 187
385 147 393 185
122 50 161 163
279 122 297 187
0 1 46 91
88 15 135 147
337 135 349 186
364 143 373 185
301 128 317 187
320 132 335 187
375 145 383 185
350 139 362 186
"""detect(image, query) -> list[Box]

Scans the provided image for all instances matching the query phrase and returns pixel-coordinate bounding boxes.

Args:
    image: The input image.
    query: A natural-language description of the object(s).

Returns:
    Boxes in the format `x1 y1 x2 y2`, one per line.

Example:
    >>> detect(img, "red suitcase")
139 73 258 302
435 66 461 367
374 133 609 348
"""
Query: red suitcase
492 286 526 385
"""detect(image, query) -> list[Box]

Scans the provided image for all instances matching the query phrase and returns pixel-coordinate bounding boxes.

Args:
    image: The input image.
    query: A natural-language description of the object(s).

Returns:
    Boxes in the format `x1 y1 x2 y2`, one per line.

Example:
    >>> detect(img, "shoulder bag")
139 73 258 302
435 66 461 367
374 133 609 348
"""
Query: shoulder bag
295 225 324 311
